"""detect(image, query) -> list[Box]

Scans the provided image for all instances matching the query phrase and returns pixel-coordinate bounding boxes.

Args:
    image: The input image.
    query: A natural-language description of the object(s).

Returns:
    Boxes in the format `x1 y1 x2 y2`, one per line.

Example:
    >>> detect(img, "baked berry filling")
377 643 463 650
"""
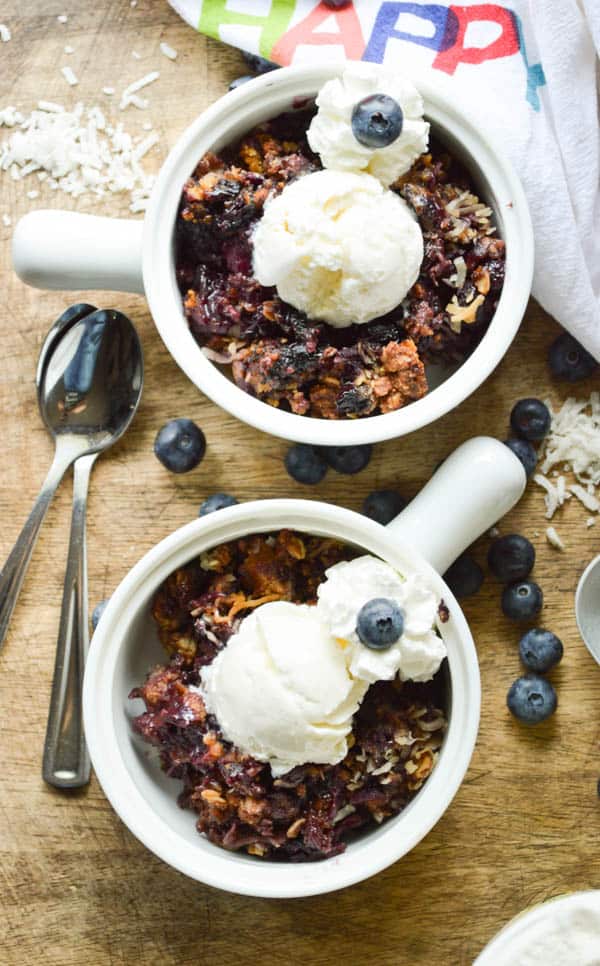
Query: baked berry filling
175 109 505 420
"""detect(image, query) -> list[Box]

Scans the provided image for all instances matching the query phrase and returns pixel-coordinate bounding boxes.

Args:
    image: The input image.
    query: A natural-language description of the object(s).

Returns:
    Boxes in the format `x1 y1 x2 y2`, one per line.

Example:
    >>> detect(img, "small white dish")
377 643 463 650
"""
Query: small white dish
83 436 525 897
475 890 600 964
575 555 600 664
13 64 534 446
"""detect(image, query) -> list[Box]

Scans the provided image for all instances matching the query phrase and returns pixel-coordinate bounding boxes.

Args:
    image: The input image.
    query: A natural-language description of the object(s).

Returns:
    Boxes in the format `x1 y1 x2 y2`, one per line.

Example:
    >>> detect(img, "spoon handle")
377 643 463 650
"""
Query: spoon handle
43 452 98 789
0 452 71 650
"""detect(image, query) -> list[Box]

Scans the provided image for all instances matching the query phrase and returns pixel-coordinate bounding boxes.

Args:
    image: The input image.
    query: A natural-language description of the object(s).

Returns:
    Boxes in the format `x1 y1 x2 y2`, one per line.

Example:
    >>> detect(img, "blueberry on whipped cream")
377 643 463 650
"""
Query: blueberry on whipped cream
316 555 446 685
199 554 446 775
307 63 429 187
351 93 404 149
356 597 405 650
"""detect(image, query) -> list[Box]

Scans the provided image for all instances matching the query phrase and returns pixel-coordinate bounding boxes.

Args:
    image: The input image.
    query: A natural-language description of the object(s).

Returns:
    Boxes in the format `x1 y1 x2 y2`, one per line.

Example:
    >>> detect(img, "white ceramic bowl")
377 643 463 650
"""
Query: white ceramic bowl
13 65 534 446
575 554 600 665
475 891 600 964
83 437 525 897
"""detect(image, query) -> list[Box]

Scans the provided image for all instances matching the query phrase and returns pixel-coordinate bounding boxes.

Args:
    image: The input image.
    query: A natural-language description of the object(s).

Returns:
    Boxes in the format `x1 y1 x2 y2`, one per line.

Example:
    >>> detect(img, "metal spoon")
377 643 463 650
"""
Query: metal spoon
0 303 98 647
40 309 144 788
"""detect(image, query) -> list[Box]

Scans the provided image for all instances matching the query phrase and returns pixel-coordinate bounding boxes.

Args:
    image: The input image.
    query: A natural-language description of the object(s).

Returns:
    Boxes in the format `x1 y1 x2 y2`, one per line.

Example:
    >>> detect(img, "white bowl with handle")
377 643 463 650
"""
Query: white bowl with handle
12 64 534 446
82 436 525 897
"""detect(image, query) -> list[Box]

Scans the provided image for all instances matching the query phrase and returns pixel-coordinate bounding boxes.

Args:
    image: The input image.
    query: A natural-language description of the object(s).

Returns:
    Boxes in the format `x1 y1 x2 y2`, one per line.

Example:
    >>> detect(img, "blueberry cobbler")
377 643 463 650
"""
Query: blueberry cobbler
130 530 449 862
175 64 505 419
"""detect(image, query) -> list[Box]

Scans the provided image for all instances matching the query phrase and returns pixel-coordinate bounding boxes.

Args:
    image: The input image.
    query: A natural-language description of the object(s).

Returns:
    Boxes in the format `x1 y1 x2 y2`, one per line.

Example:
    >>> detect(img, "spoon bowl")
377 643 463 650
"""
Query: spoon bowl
0 306 143 649
38 308 144 459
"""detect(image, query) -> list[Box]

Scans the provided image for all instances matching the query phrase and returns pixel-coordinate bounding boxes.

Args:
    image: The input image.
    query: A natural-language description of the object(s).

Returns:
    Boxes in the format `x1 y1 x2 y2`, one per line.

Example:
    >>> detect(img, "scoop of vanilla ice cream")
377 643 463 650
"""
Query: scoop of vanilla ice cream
307 63 429 187
316 556 446 684
252 169 423 327
200 601 367 777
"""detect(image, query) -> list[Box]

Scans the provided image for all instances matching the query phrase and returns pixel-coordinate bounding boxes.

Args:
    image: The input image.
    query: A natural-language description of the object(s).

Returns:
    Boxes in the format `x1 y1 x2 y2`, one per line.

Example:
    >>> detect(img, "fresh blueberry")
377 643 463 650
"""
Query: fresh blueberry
507 674 557 724
518 628 563 673
362 489 406 525
501 580 543 621
325 444 373 475
154 419 206 473
91 599 109 631
356 598 404 650
323 0 351 6
510 398 552 441
199 493 238 516
548 332 598 382
443 555 484 599
242 51 278 74
285 444 328 485
351 94 403 149
504 438 537 478
229 75 254 91
488 534 535 583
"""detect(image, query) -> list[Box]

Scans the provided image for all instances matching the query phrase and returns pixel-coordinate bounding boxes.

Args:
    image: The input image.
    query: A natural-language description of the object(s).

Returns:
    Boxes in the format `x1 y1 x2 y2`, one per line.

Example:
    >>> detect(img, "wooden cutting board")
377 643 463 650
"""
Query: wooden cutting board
1 4 599 964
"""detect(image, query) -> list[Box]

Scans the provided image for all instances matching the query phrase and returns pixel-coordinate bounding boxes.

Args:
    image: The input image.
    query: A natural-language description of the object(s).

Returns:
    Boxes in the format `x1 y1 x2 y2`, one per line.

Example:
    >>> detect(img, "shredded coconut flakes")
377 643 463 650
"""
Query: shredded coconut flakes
119 71 159 110
61 66 79 86
160 42 178 61
545 526 565 551
0 100 158 212
535 394 600 519
0 23 11 42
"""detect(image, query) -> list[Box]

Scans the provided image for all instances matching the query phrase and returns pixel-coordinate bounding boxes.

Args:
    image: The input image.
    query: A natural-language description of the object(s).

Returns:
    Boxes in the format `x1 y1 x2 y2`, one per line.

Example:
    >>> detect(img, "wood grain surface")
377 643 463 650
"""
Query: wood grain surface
1 4 599 964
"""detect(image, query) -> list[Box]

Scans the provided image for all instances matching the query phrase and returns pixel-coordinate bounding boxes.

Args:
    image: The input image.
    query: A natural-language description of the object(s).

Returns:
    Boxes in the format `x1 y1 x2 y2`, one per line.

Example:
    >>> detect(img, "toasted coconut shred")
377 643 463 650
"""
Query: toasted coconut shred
535 394 600 522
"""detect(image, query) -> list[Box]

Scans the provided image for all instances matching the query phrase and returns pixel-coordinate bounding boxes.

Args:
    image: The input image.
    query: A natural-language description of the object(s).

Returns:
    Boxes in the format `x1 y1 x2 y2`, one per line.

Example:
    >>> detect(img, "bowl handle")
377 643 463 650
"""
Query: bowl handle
385 437 526 575
12 210 145 294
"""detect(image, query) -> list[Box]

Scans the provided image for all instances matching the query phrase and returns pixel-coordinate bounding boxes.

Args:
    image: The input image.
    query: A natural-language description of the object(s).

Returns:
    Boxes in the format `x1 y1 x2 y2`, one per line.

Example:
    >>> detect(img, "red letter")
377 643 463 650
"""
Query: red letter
433 4 519 74
272 1 365 66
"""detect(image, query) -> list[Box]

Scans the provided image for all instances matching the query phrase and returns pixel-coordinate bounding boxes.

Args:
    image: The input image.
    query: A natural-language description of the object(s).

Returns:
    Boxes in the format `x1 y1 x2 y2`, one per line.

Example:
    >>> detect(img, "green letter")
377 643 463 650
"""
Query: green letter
198 0 296 59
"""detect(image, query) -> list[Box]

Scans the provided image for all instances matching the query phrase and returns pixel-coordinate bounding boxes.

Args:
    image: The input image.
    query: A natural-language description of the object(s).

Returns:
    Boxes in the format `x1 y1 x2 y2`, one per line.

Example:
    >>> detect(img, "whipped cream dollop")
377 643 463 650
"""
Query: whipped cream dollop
252 169 423 327
200 555 446 776
316 556 446 684
307 63 430 188
200 601 367 777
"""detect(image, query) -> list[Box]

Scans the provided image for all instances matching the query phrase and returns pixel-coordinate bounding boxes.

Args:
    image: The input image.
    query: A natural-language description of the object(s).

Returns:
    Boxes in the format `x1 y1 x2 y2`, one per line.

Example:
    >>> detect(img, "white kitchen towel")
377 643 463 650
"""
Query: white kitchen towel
170 0 600 361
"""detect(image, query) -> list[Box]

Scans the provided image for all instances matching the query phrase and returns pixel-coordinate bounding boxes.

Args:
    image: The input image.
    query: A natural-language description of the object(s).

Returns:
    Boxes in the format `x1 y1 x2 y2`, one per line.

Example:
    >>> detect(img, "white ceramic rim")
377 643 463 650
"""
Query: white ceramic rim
83 500 481 898
575 554 600 663
474 890 600 963
142 63 534 445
